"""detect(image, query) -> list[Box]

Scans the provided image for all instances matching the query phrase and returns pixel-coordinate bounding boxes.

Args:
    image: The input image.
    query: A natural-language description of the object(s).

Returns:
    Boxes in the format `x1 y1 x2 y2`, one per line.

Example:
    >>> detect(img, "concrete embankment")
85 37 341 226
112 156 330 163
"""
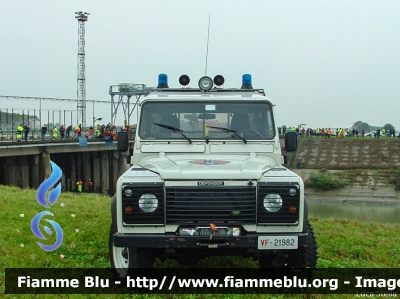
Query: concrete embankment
292 169 400 204
285 138 400 203
287 137 400 169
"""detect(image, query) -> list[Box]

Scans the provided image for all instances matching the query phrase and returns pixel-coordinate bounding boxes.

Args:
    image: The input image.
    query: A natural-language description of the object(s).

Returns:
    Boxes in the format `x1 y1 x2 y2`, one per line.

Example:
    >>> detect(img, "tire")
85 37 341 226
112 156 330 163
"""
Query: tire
259 250 292 268
291 221 318 268
109 224 155 280
259 221 318 268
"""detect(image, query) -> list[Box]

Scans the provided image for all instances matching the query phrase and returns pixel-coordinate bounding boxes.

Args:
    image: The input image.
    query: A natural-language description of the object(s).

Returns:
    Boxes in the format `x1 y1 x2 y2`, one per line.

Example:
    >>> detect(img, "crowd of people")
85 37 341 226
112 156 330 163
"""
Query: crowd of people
14 122 130 141
279 126 399 139
17 122 396 141
16 123 30 141
76 179 93 193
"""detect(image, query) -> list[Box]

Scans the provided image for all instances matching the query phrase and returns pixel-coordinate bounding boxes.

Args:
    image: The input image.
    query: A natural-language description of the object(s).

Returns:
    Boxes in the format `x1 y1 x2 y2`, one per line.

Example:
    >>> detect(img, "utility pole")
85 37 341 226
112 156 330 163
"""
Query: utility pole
75 11 89 127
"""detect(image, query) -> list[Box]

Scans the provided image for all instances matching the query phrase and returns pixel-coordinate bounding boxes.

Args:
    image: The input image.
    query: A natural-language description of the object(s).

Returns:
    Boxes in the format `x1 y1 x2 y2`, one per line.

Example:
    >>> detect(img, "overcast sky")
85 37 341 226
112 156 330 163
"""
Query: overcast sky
1 0 399 129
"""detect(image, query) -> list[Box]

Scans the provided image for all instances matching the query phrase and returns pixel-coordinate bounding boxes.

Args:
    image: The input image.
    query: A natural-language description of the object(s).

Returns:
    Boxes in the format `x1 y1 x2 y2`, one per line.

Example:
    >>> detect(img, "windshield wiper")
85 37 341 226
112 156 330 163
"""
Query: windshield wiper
153 122 192 144
207 126 247 144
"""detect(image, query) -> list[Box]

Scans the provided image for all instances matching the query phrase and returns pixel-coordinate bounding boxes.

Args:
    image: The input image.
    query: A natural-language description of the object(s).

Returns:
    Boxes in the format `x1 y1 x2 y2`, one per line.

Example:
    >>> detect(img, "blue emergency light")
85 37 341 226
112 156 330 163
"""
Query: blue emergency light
157 73 169 88
241 74 253 89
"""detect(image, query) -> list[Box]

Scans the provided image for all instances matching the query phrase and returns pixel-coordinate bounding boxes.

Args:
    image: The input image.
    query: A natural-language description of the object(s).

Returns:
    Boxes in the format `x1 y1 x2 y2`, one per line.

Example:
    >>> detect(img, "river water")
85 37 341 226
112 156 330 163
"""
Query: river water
308 200 400 224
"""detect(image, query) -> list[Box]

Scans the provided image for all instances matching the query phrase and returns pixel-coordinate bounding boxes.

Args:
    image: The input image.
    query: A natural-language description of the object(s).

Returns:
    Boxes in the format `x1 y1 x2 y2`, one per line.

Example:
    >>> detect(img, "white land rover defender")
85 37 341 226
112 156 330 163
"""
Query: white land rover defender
110 74 317 278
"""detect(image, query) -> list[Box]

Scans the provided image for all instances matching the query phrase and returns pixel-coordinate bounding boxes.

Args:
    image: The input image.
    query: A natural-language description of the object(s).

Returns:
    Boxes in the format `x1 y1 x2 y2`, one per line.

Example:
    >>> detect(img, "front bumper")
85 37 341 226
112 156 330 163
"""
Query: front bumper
113 233 309 249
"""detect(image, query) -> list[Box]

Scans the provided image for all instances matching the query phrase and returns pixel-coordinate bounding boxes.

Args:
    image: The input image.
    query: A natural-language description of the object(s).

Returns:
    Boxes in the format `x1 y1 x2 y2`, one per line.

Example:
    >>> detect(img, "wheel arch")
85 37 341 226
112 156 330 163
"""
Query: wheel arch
111 194 117 229
302 195 309 232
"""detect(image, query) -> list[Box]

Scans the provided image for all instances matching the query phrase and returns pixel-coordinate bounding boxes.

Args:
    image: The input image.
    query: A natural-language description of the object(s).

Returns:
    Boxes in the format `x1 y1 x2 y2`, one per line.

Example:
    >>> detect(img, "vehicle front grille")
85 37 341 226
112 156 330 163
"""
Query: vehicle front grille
166 186 256 224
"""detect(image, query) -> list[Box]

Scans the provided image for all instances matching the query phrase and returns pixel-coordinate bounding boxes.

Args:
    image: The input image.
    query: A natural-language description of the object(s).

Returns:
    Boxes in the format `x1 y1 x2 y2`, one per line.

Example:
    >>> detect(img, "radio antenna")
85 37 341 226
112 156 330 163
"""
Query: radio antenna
204 13 211 76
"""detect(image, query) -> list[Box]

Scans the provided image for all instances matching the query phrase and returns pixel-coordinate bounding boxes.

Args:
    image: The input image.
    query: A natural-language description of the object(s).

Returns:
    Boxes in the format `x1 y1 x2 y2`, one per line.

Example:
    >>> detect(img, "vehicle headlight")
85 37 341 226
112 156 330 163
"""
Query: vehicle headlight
139 193 158 213
263 193 283 212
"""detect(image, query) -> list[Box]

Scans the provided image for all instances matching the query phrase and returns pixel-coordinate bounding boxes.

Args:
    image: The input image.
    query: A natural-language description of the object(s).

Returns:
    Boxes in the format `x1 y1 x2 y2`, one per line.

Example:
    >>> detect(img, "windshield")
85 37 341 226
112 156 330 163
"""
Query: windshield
139 101 275 140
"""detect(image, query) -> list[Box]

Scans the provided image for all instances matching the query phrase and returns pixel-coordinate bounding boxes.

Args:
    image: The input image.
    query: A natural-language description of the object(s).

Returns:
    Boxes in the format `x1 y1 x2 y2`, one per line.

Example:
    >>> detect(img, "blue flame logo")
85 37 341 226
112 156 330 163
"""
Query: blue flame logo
31 211 63 251
37 161 62 208
31 161 63 251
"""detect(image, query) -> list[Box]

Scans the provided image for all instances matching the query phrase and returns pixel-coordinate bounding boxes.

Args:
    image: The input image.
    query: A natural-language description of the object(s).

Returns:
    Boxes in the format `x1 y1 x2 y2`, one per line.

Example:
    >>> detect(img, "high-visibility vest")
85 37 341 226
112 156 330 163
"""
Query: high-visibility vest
53 128 58 138
17 126 23 139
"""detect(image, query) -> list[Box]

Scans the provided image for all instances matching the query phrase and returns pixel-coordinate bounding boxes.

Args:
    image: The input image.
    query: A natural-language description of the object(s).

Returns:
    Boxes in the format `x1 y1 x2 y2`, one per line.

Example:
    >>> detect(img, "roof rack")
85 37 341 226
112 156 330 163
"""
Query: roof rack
108 73 266 127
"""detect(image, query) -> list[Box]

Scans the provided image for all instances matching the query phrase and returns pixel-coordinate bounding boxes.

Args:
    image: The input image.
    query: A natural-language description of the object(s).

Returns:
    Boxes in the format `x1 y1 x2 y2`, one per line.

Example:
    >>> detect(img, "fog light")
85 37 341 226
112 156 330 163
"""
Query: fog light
179 74 190 86
198 76 213 91
213 75 225 86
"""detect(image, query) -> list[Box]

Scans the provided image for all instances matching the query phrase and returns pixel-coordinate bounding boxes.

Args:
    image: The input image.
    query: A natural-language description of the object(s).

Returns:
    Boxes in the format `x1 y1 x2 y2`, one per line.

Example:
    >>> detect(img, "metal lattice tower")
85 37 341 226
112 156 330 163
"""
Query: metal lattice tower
75 11 89 127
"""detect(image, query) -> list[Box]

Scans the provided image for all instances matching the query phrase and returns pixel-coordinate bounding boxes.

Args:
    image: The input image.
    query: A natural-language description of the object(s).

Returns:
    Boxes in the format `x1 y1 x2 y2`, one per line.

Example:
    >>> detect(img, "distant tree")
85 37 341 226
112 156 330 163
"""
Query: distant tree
0 111 39 130
352 121 370 132
383 123 395 132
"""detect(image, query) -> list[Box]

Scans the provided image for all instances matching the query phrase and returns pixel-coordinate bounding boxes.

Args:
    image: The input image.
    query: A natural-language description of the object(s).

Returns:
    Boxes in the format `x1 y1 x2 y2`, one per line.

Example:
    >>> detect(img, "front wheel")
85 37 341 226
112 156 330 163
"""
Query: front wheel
109 224 155 280
291 221 318 268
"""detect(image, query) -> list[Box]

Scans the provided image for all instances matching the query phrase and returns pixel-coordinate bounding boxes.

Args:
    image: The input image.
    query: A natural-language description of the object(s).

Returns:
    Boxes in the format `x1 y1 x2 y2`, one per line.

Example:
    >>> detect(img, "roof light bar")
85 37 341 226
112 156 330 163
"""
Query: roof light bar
241 74 253 89
198 76 213 91
157 73 169 88
153 74 256 90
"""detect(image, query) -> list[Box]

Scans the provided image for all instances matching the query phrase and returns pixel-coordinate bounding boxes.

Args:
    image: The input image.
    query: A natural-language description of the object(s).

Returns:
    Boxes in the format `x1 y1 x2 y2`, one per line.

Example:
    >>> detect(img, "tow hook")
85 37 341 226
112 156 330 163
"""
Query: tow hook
121 247 128 259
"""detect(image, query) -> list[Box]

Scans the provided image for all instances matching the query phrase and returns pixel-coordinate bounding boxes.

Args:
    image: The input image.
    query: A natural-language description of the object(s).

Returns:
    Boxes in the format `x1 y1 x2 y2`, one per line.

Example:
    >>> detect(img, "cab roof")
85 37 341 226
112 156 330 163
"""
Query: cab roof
145 88 270 101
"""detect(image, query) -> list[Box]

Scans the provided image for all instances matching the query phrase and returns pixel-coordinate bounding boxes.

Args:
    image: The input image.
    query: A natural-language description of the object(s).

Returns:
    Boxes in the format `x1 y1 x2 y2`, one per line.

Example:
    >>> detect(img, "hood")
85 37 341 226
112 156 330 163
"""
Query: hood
138 154 276 180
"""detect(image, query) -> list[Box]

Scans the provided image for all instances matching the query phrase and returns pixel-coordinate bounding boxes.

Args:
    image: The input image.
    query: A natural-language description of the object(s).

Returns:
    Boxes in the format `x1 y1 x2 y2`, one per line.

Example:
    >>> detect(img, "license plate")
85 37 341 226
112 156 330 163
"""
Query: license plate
258 236 298 249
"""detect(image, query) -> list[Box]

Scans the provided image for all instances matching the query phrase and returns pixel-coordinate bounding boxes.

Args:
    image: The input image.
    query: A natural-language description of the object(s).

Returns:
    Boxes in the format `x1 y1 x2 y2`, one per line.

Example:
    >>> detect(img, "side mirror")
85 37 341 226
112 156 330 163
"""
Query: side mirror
117 131 129 152
285 131 298 152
